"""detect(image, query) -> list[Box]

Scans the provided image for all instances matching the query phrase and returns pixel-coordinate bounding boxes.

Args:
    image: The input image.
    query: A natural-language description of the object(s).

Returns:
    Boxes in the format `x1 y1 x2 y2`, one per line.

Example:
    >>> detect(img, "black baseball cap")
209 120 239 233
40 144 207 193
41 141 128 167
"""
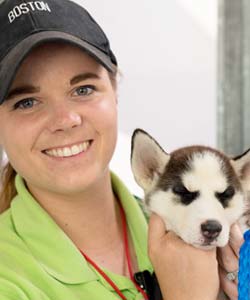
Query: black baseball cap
0 0 118 104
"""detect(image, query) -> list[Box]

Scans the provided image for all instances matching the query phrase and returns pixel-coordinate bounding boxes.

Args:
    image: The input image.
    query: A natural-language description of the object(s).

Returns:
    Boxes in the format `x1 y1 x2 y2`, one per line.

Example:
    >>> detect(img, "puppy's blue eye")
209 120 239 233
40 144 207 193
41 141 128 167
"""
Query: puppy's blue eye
173 184 189 194
172 184 199 205
216 186 235 206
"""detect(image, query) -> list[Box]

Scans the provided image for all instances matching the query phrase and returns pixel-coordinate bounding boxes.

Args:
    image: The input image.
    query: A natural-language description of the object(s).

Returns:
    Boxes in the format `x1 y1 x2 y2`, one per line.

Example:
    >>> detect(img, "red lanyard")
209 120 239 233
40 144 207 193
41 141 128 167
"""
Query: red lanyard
79 202 149 300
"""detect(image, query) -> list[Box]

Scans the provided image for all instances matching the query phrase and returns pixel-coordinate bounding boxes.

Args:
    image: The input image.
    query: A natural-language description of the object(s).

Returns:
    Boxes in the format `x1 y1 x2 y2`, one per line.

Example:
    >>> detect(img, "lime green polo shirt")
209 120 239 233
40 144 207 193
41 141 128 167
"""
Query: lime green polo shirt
0 172 153 300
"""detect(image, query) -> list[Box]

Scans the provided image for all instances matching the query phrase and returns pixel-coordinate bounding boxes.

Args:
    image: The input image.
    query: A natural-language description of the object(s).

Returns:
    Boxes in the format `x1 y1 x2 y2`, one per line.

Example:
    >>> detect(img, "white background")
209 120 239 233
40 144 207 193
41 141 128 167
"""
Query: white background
75 0 217 144
76 1 217 195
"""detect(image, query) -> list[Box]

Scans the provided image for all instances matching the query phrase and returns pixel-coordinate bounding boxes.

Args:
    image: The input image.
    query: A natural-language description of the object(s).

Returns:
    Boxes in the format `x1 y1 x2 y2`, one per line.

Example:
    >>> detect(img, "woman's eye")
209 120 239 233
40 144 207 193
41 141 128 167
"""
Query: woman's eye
75 85 95 96
13 98 37 110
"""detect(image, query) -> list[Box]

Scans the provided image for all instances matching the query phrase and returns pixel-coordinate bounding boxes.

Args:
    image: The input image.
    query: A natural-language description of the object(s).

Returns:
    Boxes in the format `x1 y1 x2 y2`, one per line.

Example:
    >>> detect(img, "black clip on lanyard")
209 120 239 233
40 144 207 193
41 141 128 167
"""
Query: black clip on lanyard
134 271 163 300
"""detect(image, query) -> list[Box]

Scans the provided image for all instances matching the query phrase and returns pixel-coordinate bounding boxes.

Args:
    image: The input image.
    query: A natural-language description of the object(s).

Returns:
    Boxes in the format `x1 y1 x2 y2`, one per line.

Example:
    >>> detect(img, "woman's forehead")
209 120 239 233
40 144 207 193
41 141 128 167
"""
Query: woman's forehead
11 42 106 84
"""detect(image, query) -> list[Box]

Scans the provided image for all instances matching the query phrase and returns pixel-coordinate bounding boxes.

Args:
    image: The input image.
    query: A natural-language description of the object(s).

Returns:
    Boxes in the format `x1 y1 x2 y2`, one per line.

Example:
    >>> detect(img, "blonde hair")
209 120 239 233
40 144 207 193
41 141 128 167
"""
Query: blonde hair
0 162 17 213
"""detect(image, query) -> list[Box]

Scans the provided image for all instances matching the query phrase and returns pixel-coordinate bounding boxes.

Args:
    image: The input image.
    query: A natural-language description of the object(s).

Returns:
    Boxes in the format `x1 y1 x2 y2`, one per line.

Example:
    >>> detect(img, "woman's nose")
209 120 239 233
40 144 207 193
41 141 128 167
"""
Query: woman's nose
47 103 82 132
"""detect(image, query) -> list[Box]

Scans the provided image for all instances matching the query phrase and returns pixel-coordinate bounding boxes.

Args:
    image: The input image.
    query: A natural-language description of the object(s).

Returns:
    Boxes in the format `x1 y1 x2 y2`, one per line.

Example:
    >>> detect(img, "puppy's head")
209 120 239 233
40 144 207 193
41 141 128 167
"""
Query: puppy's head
131 129 250 249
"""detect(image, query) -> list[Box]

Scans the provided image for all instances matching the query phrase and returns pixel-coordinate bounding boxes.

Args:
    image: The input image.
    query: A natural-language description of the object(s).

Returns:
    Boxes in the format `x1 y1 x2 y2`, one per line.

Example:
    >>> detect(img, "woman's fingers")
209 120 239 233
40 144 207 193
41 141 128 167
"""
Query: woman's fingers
148 213 166 243
217 244 238 276
217 223 243 272
217 223 244 300
228 223 244 257
219 266 238 300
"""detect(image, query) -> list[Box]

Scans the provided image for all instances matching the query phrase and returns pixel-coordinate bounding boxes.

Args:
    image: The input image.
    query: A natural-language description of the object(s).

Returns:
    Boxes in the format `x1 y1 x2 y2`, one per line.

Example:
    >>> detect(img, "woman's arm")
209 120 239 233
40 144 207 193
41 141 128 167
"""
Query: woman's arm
148 213 220 300
217 223 243 300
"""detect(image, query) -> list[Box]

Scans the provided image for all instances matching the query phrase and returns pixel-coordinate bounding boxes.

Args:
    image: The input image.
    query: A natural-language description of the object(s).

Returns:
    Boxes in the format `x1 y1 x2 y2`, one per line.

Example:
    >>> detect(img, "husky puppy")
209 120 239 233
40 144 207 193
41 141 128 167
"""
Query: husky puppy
131 129 250 249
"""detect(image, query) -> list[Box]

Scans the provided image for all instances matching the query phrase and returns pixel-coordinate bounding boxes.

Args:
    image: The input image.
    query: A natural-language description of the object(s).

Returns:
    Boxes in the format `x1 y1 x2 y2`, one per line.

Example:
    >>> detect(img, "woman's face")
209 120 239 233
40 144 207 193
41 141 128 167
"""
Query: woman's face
0 43 118 197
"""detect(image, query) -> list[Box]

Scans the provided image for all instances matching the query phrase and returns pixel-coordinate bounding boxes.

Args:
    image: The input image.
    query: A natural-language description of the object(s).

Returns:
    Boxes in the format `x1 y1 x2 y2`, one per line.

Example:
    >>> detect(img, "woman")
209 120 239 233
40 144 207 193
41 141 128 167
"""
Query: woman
0 0 242 299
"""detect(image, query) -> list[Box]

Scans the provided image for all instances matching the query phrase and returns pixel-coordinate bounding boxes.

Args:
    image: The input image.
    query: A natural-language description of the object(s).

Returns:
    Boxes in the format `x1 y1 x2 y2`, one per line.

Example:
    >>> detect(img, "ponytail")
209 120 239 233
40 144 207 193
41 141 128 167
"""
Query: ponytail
0 162 17 213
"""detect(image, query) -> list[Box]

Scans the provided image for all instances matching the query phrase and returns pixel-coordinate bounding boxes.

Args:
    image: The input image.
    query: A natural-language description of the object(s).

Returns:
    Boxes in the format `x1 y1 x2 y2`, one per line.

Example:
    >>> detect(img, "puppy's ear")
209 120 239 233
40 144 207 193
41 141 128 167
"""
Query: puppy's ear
231 149 250 190
131 129 170 192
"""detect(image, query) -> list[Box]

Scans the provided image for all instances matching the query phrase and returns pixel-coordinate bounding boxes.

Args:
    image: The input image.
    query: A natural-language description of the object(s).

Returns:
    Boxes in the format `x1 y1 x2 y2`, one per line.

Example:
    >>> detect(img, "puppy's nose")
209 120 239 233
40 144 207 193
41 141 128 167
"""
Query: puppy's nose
201 220 222 240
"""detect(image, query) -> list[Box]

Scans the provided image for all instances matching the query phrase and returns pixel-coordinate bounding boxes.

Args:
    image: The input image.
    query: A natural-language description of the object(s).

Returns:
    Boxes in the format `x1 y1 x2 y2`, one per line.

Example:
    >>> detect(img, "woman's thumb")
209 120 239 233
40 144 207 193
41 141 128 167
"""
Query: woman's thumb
148 213 167 245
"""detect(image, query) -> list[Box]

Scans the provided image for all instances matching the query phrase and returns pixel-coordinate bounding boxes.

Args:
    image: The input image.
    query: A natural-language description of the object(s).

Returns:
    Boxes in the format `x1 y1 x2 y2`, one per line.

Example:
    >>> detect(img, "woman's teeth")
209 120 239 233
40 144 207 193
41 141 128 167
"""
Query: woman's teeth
45 141 90 157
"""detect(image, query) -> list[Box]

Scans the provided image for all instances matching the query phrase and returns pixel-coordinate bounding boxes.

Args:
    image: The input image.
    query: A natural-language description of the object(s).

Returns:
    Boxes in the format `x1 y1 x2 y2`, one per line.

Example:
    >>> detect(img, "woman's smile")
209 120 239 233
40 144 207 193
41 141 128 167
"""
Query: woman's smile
43 140 92 158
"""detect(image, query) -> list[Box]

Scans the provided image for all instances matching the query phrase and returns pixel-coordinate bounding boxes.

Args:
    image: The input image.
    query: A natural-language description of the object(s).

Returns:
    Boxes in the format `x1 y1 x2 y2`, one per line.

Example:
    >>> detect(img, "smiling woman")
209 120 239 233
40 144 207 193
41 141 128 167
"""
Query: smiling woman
0 1 155 299
0 42 118 205
0 0 242 300
0 41 118 212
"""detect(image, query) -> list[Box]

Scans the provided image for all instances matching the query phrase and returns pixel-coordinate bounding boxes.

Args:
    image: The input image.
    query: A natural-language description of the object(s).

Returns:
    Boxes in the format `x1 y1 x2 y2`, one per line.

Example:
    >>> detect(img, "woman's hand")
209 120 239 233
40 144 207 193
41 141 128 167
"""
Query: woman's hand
217 223 244 300
148 213 220 300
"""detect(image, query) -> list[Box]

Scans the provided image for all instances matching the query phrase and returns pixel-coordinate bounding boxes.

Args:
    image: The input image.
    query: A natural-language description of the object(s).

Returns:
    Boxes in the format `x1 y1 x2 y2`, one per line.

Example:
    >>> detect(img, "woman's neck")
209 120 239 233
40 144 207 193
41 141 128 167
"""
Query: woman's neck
28 172 118 248
26 172 137 275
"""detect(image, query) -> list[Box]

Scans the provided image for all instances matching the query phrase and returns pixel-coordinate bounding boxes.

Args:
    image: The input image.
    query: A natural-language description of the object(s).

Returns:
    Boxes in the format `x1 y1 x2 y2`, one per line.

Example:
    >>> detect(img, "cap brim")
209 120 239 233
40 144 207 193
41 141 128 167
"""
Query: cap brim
0 31 116 104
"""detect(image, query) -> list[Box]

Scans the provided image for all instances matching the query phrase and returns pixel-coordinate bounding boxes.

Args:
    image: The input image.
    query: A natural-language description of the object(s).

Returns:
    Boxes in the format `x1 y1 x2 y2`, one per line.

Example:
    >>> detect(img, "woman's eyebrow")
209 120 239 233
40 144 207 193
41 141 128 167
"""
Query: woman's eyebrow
70 72 101 85
6 86 40 101
5 73 100 101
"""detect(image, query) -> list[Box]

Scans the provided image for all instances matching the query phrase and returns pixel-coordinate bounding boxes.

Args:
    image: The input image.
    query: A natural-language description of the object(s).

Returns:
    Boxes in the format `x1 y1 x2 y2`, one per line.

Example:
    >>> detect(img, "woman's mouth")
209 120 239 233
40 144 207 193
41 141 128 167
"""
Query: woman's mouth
43 141 92 158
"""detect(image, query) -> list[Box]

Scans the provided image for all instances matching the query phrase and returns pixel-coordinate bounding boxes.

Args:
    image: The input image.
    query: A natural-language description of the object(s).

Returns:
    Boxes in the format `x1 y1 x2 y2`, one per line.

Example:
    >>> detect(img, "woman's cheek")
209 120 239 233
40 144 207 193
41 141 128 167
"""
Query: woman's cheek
91 96 118 129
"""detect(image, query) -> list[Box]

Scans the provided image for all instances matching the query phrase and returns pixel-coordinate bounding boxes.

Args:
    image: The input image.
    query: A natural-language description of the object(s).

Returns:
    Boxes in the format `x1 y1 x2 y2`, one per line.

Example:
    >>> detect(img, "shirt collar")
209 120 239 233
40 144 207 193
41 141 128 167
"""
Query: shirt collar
11 174 97 284
10 172 152 285
111 173 152 272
